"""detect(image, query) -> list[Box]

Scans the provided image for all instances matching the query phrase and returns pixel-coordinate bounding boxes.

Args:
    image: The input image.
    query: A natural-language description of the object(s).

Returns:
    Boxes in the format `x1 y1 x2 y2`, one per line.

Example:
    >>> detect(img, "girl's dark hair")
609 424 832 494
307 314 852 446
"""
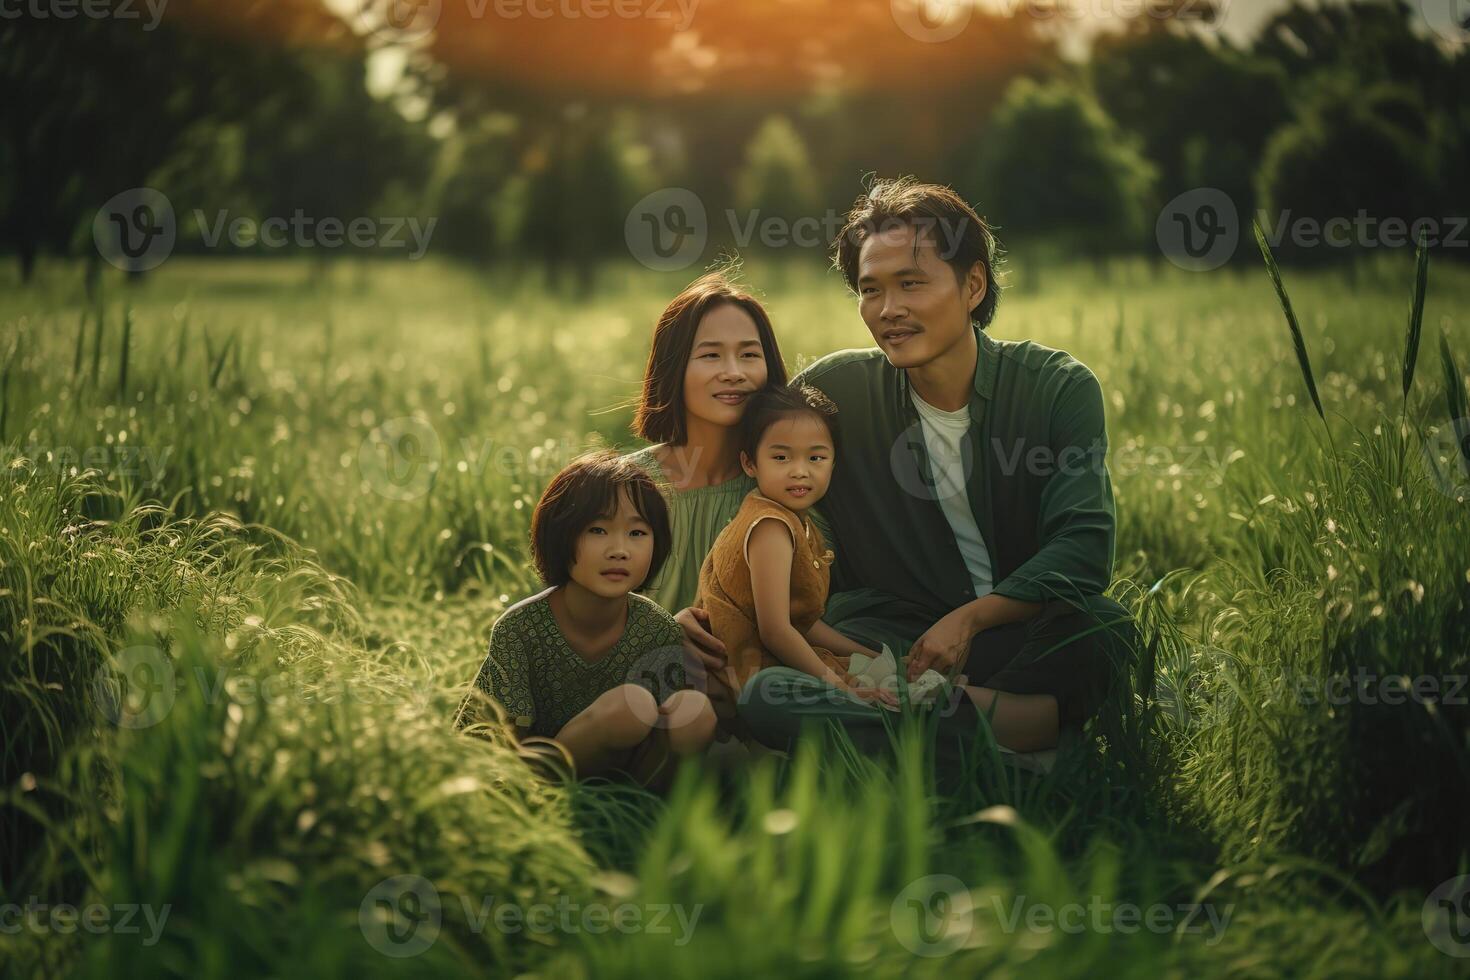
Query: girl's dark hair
633 271 789 445
831 176 1005 330
530 449 671 589
738 383 839 465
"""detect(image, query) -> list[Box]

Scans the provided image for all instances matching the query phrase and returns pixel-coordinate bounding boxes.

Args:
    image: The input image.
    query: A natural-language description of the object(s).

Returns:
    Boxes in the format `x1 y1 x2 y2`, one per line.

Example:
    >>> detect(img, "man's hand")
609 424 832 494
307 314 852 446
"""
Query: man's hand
906 606 978 682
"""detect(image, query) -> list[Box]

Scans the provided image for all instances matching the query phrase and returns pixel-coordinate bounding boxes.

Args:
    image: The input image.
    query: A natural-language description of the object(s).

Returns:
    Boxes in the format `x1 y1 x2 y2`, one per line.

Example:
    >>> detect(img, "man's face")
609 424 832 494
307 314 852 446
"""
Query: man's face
855 223 985 370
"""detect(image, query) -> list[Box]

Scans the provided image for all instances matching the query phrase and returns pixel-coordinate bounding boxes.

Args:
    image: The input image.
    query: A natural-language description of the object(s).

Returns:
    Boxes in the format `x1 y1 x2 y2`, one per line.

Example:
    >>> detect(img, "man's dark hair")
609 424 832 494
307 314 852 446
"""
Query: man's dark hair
738 383 839 466
633 270 789 445
831 176 1005 330
530 449 672 589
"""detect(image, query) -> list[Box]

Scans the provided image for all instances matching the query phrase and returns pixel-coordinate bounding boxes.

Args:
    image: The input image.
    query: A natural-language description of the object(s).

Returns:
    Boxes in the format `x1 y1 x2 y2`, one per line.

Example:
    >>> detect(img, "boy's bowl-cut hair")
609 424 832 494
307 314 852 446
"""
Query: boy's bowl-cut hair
530 449 672 589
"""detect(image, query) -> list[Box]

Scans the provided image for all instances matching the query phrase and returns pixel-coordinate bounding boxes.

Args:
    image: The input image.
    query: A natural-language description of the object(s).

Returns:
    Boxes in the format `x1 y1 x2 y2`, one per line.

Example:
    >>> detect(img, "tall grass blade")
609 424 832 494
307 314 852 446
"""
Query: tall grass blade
90 300 105 387
210 330 237 390
321 309 334 386
1440 330 1470 477
175 316 189 371
73 311 86 380
1402 227 1429 404
0 338 14 443
118 307 132 403
1253 219 1324 423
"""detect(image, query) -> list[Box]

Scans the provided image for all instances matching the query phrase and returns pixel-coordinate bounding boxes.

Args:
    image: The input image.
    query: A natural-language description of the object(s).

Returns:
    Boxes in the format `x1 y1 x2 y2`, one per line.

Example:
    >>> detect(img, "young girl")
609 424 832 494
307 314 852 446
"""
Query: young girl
694 384 899 713
459 450 717 790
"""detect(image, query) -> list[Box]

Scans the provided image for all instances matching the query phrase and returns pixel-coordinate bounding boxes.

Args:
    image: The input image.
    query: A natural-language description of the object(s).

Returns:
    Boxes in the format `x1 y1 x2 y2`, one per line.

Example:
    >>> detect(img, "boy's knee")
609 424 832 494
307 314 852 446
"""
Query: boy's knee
663 690 717 747
601 684 659 745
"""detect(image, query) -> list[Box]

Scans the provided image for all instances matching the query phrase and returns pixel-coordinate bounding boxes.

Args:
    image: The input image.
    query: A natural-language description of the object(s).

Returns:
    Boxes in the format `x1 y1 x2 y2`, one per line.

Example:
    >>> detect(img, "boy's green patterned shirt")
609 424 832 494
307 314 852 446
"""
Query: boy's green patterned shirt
471 587 686 738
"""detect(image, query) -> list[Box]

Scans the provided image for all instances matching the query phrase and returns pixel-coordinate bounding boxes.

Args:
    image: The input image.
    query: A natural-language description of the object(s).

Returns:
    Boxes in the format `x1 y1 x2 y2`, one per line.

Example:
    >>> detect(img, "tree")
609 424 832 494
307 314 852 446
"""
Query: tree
518 110 645 295
967 77 1157 259
1090 30 1287 219
732 116 822 260
1254 74 1441 265
0 0 415 279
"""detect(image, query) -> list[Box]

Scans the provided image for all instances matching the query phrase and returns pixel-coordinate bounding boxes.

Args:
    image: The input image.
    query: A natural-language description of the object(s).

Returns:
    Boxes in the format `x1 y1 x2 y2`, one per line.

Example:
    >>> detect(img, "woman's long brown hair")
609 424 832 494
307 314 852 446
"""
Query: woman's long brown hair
633 271 788 445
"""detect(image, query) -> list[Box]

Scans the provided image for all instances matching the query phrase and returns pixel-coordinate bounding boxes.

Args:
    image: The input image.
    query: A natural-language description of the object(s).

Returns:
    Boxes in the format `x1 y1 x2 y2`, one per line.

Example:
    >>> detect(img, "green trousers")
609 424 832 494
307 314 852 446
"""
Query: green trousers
736 593 1136 756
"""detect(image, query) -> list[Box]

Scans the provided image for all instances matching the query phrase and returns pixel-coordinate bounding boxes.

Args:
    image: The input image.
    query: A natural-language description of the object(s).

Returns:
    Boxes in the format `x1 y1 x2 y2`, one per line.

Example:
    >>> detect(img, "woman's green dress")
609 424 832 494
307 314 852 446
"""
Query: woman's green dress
621 444 755 614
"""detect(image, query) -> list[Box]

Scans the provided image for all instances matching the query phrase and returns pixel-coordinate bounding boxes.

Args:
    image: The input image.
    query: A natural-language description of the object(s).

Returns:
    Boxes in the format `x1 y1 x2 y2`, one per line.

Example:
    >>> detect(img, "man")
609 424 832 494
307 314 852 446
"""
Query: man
676 177 1136 755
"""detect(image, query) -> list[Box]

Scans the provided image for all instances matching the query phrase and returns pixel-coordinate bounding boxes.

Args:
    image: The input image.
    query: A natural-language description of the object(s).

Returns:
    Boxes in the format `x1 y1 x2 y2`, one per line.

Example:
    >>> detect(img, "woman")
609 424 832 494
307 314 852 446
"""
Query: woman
622 271 788 613
621 271 788 735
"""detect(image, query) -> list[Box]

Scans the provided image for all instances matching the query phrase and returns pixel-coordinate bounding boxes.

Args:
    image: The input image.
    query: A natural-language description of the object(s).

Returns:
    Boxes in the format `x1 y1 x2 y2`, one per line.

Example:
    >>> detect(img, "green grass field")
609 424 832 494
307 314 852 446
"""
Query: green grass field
2 251 1468 977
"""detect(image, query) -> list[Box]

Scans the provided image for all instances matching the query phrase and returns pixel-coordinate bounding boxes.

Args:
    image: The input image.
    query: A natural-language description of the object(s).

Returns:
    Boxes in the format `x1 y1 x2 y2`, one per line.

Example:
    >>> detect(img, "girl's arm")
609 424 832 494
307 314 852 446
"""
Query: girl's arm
805 618 880 659
747 518 850 687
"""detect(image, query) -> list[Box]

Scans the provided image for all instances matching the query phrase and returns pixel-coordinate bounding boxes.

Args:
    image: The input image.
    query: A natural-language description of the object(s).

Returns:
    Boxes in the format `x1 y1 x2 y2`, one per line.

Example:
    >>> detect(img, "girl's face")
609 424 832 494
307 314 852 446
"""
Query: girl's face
567 487 656 599
740 413 835 514
682 303 769 433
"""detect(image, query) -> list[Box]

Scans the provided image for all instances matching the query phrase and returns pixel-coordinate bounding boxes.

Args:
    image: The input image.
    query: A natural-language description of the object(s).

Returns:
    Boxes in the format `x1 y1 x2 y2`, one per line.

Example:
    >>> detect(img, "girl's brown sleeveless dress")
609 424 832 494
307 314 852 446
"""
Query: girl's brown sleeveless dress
694 489 851 701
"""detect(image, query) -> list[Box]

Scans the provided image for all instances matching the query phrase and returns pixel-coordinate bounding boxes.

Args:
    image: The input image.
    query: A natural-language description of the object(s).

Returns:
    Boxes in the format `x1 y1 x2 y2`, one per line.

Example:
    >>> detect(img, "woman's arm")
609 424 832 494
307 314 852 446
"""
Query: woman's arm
805 618 879 659
747 519 850 687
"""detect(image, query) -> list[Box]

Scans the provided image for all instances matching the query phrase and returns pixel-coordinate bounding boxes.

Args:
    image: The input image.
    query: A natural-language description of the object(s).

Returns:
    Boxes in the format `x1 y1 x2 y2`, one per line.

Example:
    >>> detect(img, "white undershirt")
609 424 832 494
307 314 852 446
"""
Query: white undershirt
910 387 994 599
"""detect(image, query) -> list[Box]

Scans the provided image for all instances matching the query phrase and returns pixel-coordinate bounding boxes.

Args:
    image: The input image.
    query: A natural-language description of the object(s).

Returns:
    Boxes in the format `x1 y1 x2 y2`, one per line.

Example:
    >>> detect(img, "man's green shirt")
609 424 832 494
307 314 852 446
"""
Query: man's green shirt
794 324 1116 651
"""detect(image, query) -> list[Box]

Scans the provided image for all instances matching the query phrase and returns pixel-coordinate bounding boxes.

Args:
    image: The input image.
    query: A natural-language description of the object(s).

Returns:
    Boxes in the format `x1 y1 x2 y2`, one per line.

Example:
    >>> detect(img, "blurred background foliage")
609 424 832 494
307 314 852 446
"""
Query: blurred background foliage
2 0 1467 287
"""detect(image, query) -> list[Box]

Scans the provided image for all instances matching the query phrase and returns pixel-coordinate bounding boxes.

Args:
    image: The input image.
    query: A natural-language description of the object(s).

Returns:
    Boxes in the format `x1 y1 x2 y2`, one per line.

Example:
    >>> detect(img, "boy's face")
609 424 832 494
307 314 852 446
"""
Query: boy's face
568 487 656 599
740 414 834 514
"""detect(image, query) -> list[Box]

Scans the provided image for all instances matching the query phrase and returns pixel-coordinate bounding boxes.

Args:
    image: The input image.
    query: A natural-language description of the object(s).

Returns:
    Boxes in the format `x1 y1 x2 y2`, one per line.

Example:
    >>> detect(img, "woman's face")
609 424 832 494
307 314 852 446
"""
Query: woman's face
682 303 769 432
